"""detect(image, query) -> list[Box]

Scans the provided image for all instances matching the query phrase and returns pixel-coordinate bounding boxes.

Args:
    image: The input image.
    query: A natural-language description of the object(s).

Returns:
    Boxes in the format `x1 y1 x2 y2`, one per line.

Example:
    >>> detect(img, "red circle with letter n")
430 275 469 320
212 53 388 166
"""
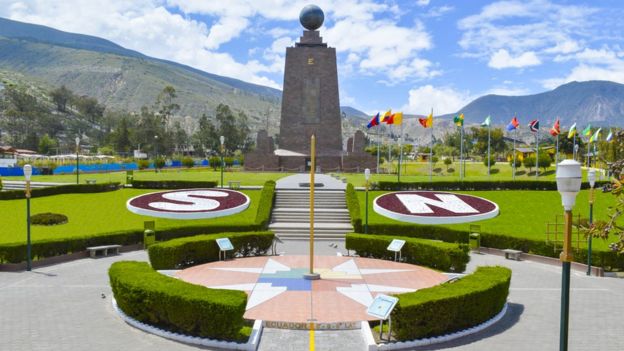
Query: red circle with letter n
373 191 499 224
126 189 250 220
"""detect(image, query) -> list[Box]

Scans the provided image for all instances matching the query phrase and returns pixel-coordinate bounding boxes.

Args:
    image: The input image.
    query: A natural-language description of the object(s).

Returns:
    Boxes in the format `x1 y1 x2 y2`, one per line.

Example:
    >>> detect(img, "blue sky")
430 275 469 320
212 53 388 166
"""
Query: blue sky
1 0 623 116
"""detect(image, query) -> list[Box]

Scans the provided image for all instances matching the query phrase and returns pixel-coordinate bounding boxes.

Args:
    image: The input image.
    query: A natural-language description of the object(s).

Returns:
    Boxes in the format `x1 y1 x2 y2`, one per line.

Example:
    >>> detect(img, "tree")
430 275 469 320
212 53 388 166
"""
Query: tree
50 85 73 112
443 157 452 171
75 95 105 123
155 86 180 125
537 153 552 171
509 158 522 168
469 127 506 156
113 116 133 153
193 114 218 155
38 134 57 155
483 156 496 167
182 157 195 168
523 156 535 173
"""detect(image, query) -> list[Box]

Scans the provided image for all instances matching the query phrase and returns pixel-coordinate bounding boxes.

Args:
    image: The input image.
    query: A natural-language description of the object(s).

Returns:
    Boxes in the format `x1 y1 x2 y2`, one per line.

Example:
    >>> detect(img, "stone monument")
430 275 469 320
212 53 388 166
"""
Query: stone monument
245 5 376 172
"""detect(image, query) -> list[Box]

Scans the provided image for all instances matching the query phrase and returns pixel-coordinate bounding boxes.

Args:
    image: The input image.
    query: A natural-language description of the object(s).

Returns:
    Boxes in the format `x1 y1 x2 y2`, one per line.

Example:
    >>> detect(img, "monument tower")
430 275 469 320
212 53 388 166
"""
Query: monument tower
244 5 376 172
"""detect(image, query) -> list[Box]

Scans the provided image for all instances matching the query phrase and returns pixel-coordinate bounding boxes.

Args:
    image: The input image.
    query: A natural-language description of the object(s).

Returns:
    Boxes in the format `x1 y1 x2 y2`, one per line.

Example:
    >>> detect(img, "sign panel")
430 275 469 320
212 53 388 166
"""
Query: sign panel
387 239 406 252
374 191 499 224
127 189 250 220
216 238 234 251
367 294 399 320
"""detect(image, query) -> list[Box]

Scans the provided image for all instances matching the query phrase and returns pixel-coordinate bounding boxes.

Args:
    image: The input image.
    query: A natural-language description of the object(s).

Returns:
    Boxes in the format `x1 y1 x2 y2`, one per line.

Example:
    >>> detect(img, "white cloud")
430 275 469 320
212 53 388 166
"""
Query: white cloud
416 0 430 6
423 6 454 18
488 49 541 69
402 85 473 115
542 47 624 88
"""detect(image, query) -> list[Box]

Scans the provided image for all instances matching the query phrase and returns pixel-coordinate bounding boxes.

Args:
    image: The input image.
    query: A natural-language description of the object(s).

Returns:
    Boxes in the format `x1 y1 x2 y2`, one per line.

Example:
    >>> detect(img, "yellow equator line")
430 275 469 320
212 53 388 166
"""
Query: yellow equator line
309 322 315 351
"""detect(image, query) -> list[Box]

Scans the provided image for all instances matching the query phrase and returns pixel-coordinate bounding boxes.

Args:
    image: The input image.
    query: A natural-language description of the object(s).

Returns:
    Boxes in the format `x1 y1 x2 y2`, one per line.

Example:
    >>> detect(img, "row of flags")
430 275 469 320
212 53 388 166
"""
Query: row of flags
367 110 403 128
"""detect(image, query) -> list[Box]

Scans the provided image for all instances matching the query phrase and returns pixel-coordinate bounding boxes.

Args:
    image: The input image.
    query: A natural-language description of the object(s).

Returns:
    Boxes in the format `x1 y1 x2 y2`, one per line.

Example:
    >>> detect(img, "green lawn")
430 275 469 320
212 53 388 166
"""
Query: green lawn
358 189 617 251
0 188 261 245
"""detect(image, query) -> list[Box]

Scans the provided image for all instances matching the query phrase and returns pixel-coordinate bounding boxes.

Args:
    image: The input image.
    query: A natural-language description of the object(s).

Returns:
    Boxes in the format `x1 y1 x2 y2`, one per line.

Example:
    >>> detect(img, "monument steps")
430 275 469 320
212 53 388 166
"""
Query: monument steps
270 189 353 240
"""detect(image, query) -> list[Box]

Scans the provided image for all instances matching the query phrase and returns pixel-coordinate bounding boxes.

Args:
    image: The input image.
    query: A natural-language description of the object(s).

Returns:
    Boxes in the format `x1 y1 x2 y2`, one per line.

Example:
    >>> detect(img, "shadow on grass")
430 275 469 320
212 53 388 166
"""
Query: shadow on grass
542 170 555 176
515 170 526 176
433 168 443 173
410 302 525 350
490 168 500 175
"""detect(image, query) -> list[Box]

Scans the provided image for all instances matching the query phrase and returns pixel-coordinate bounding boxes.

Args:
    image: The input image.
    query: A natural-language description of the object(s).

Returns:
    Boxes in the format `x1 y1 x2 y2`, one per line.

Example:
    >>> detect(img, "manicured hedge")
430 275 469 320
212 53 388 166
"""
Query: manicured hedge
392 266 511 341
375 180 610 191
131 180 218 189
31 213 68 226
345 183 363 232
255 181 275 229
109 261 247 340
345 233 470 272
0 182 121 200
148 231 274 270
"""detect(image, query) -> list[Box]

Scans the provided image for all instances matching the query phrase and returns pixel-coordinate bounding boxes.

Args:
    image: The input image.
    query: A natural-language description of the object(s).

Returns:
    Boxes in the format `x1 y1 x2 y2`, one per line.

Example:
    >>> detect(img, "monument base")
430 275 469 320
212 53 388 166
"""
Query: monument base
303 272 321 280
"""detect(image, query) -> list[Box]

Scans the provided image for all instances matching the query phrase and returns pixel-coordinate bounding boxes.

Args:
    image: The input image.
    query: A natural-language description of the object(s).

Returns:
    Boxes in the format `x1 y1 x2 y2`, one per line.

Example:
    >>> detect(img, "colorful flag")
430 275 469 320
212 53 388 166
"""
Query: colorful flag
606 129 614 142
582 124 592 137
392 112 403 125
481 115 491 127
528 119 540 132
506 116 519 131
366 112 380 129
549 118 560 136
418 110 433 128
453 113 464 127
380 110 392 123
589 128 602 143
567 123 577 139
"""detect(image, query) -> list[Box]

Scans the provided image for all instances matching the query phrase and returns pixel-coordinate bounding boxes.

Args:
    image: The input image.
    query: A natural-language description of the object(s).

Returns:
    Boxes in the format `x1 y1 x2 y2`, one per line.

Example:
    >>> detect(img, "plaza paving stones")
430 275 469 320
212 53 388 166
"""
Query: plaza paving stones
176 255 448 324
1 244 624 350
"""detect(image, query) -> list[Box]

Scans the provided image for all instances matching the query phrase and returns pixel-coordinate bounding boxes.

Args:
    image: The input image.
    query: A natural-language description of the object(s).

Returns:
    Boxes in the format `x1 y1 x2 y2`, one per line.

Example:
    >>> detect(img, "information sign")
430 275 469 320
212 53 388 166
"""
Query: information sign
366 294 399 320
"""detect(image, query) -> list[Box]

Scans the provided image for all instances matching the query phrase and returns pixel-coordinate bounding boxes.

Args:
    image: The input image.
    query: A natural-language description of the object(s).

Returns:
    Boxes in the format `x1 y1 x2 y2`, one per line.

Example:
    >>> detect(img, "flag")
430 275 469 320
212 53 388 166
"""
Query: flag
506 116 519 131
549 118 560 136
481 115 491 127
582 124 592 137
453 113 464 127
393 112 403 125
366 112 380 129
380 110 392 123
567 123 577 139
418 110 433 128
528 119 539 132
589 128 602 143
385 113 395 125
606 129 614 142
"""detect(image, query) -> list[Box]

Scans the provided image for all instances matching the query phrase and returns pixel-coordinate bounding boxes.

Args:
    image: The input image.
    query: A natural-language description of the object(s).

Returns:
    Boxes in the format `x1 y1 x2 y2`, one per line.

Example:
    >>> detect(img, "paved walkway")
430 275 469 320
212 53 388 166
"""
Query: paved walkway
1 246 624 350
276 174 346 190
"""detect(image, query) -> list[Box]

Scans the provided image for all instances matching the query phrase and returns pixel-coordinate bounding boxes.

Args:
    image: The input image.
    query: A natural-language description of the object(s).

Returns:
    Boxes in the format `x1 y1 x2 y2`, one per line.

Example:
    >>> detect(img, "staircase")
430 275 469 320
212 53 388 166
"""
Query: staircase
269 189 353 240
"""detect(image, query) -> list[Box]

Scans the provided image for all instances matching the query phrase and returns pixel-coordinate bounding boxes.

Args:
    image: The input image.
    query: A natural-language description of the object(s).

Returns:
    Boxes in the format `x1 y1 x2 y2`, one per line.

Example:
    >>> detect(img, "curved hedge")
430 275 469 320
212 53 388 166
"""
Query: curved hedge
149 231 274 270
375 180 609 191
345 183 363 232
255 180 275 229
392 266 511 341
345 233 469 272
0 182 121 200
131 180 218 189
109 261 247 340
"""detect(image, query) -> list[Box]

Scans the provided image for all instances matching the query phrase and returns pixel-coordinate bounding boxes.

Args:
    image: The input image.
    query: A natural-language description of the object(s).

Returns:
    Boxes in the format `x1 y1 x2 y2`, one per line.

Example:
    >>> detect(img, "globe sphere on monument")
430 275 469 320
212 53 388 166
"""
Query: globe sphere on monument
299 4 324 31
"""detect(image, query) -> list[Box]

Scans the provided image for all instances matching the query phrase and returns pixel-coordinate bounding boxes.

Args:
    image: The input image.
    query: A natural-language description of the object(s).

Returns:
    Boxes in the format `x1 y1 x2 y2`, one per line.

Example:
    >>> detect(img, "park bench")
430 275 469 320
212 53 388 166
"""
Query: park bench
503 249 522 261
86 245 121 258
86 179 97 184
228 181 241 189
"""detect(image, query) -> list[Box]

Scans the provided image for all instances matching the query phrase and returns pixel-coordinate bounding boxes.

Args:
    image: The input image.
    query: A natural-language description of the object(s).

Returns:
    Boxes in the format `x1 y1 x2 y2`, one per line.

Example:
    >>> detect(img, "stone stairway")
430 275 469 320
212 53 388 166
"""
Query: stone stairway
269 189 353 240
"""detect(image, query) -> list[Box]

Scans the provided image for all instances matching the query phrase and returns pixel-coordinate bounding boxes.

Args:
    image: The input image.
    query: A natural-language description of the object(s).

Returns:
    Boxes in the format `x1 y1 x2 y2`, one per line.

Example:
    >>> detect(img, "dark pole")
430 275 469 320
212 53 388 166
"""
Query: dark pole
560 210 573 351
220 136 225 188
365 183 369 234
26 189 31 271
587 188 594 275
76 143 79 185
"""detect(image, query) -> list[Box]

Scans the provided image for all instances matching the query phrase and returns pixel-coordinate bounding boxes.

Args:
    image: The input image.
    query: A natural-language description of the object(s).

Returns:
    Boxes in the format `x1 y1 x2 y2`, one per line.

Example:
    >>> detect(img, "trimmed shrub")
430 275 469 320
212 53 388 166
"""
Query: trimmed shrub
148 231 274 270
483 156 496 167
182 157 195 168
109 261 247 340
345 183 363 232
255 181 276 228
154 157 166 169
345 233 469 272
0 182 121 200
137 159 150 170
132 180 218 189
374 180 608 191
31 213 68 226
392 266 511 341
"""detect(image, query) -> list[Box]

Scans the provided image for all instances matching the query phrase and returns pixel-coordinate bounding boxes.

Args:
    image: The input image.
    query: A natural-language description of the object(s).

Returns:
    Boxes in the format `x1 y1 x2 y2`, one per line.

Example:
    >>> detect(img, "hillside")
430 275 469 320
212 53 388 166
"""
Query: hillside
459 81 624 127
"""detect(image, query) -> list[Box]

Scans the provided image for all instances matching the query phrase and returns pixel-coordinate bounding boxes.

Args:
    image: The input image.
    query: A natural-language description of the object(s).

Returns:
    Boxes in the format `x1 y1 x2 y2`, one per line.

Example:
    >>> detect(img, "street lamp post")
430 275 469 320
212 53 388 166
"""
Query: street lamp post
587 169 596 276
220 136 225 188
154 135 159 173
364 168 370 234
397 137 402 183
556 159 582 351
24 164 33 271
75 136 80 184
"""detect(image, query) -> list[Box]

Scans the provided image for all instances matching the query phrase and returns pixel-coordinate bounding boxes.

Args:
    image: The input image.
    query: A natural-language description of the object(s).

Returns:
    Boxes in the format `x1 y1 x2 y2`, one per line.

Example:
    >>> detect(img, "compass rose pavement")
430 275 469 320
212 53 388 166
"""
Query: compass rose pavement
176 255 448 324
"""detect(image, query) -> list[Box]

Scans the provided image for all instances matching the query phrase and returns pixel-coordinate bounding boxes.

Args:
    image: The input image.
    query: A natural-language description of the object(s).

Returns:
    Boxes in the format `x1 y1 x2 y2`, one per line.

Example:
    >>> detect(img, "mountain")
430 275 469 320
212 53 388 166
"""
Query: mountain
0 17 282 133
459 81 624 127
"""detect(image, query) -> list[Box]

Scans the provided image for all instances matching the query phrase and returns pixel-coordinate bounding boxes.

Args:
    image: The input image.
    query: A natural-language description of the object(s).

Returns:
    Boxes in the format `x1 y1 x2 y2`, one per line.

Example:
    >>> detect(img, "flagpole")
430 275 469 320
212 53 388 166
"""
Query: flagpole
398 123 403 183
376 129 380 173
535 131 539 179
556 134 559 170
513 128 517 180
573 133 576 161
459 125 464 181
388 125 392 174
487 121 491 177
429 109 433 183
